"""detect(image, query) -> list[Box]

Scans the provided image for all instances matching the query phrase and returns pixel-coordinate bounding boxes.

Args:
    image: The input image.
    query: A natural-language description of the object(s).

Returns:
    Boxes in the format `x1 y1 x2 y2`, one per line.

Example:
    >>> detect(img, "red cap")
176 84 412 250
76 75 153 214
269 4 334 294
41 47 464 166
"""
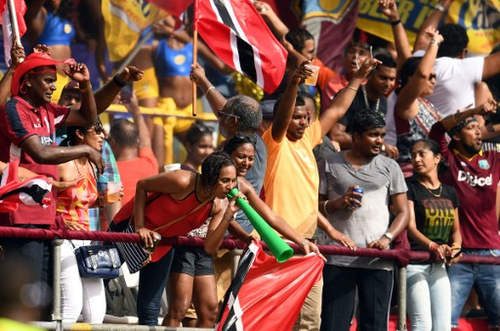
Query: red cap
11 52 61 96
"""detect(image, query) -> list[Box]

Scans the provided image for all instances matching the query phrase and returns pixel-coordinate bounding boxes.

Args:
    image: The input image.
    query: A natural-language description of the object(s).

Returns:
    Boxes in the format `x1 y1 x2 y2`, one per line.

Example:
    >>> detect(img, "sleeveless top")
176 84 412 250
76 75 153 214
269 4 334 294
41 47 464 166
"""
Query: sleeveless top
56 168 98 231
154 39 193 78
113 179 213 262
396 97 441 164
38 12 75 46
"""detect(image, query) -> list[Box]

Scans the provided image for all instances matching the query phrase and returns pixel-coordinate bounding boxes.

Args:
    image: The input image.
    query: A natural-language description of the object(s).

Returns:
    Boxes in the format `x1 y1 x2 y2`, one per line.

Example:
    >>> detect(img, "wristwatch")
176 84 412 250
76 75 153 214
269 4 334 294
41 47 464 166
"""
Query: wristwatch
382 232 394 242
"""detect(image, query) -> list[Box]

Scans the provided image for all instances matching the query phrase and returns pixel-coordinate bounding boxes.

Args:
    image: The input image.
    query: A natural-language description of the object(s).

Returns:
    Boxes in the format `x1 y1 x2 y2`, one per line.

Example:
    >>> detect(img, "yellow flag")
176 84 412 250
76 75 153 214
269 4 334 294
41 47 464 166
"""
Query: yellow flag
101 0 165 62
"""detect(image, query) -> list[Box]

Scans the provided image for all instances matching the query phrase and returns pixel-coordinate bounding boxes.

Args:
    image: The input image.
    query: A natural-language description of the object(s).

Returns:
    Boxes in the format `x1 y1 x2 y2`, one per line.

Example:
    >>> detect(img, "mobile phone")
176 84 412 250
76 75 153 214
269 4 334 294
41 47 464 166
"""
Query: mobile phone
369 46 373 58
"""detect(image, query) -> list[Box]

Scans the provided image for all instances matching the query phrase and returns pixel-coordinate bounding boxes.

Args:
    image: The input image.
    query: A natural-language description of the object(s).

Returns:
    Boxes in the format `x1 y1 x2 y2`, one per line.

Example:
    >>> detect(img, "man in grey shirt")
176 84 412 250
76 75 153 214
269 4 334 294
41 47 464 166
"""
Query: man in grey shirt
319 110 409 331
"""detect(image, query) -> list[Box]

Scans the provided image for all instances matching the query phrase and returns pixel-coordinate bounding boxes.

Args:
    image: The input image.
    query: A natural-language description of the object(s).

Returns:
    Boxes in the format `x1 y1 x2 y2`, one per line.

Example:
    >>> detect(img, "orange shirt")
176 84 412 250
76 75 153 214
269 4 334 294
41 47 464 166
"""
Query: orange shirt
262 120 322 238
117 147 159 205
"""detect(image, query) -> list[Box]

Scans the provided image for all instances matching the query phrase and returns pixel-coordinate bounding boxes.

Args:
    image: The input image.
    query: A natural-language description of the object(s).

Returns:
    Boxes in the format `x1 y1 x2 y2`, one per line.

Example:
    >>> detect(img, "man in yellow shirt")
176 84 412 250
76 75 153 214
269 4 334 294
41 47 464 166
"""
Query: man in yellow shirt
263 58 379 330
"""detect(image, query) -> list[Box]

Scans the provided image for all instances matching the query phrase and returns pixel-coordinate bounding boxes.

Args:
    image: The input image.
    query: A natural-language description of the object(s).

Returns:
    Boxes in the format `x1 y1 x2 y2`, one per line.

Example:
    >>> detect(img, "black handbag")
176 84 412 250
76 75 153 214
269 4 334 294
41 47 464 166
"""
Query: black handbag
74 244 121 279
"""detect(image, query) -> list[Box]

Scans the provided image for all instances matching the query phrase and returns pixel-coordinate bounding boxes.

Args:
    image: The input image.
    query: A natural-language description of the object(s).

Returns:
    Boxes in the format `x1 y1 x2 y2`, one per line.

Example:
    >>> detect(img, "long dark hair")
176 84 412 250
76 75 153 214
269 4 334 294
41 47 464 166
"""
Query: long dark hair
200 152 235 188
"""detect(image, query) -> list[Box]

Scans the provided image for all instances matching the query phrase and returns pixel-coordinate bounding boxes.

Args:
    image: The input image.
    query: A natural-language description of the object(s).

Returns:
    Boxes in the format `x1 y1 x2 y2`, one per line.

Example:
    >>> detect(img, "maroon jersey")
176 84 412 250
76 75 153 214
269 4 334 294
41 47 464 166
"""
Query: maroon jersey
0 97 69 225
430 122 499 249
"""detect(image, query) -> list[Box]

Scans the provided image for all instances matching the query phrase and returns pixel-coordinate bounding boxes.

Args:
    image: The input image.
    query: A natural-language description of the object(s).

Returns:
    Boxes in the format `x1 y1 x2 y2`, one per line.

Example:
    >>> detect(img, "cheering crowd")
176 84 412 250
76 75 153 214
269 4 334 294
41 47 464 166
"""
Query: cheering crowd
0 0 498 330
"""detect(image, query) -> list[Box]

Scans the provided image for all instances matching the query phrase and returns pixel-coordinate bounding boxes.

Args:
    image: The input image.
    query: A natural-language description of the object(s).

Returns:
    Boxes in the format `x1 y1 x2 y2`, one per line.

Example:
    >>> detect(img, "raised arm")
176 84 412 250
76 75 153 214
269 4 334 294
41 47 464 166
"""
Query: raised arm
254 1 289 40
63 63 97 127
395 28 443 120
24 0 47 43
378 0 412 67
440 98 497 132
270 61 310 142
0 43 25 105
413 0 452 51
190 64 228 115
319 57 380 136
93 66 144 113
124 91 151 148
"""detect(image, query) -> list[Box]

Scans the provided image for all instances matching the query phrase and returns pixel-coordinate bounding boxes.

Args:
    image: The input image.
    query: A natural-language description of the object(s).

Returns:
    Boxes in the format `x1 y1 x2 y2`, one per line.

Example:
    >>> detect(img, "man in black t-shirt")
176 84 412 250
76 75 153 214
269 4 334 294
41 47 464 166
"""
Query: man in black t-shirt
329 53 398 157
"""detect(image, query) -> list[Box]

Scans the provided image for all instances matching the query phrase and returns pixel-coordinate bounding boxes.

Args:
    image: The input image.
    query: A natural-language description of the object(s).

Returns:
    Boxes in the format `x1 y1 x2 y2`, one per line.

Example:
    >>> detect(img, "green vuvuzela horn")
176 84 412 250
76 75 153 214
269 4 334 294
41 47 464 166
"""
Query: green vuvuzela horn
227 188 293 263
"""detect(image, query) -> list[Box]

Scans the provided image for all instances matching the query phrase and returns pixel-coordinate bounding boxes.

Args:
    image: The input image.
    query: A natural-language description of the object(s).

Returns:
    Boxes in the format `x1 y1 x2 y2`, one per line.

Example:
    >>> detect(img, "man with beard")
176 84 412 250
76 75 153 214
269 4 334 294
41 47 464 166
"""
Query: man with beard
429 98 499 330
318 109 409 331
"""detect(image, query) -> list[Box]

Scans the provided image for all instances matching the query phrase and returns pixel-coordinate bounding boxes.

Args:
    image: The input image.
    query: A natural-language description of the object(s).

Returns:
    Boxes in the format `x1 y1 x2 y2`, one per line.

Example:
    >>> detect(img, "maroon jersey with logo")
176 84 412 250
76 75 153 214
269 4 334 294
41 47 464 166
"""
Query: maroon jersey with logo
430 122 499 249
0 97 69 225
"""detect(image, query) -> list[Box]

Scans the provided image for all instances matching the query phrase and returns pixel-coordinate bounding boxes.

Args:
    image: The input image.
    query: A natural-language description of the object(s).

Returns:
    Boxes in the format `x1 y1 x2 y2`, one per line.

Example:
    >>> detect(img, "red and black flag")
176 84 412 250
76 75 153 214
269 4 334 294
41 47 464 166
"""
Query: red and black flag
195 0 287 94
0 160 52 213
216 242 324 331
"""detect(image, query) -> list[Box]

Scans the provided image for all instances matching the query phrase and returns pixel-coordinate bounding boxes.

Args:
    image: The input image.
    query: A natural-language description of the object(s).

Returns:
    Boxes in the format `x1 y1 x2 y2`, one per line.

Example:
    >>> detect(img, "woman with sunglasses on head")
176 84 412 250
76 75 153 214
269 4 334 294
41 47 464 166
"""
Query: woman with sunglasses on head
163 121 218 328
394 28 443 177
55 120 107 323
406 138 462 331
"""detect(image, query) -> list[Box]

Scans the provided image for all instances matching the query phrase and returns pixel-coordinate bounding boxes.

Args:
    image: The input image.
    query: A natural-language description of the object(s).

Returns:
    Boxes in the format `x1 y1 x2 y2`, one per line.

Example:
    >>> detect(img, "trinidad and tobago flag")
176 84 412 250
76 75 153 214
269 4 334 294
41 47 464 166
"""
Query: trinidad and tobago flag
216 242 324 331
195 0 287 94
0 160 52 213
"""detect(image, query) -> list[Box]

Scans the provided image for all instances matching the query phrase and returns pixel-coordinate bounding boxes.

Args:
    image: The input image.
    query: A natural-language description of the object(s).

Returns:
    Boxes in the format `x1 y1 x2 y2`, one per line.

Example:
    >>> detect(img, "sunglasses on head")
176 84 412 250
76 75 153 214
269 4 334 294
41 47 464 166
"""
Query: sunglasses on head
87 122 105 135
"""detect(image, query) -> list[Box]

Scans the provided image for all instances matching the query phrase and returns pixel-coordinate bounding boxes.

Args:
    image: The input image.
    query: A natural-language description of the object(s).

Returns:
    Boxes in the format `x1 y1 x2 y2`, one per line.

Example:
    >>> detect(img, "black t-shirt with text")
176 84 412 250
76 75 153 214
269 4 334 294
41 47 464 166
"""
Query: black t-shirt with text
406 177 459 251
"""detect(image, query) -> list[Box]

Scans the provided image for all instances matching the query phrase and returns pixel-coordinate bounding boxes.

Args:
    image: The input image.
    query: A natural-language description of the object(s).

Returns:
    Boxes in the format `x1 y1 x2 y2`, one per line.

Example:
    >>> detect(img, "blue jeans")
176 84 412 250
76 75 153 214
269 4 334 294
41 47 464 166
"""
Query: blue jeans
448 249 500 327
407 263 451 331
137 249 174 325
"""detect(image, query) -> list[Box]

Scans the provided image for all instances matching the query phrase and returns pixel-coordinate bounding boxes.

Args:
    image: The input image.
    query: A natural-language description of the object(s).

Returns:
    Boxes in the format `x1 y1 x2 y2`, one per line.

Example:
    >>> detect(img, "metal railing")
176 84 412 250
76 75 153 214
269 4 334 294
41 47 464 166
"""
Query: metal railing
0 226 498 331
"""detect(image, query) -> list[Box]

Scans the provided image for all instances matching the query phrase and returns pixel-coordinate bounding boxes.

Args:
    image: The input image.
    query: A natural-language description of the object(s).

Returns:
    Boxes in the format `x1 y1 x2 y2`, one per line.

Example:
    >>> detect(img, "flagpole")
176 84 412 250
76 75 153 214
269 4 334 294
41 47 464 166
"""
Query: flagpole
191 0 198 117
7 0 22 47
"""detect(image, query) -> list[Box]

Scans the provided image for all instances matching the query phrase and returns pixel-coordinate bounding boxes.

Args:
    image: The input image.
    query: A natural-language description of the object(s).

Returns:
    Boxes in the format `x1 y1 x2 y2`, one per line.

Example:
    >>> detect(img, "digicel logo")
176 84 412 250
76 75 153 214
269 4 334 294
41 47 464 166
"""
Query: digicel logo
457 170 492 187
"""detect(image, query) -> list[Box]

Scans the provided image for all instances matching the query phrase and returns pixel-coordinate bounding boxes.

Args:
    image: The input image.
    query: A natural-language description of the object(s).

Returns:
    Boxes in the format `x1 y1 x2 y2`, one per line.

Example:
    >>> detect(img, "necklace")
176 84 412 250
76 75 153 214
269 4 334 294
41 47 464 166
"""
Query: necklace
420 182 443 198
362 86 380 113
